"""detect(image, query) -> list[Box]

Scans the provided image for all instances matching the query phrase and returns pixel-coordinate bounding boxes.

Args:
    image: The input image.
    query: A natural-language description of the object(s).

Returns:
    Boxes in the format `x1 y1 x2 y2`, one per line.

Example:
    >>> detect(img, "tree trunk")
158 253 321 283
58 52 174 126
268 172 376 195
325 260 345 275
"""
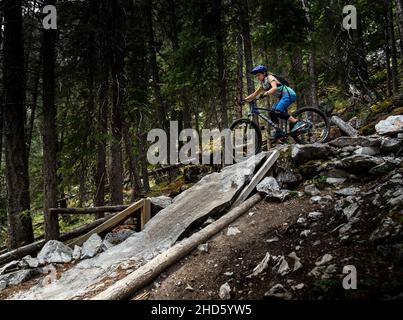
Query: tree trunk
301 0 318 107
235 31 244 120
214 0 228 129
94 60 108 212
109 0 126 205
138 113 150 193
3 0 34 249
42 0 59 241
145 0 168 132
27 63 40 155
385 17 393 97
123 121 142 201
395 0 403 64
239 0 255 95
386 0 400 96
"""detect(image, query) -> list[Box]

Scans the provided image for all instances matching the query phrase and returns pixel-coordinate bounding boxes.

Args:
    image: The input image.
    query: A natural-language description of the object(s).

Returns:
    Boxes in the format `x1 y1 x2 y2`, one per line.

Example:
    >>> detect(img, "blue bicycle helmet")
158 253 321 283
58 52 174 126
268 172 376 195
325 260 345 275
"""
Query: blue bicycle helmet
251 65 268 74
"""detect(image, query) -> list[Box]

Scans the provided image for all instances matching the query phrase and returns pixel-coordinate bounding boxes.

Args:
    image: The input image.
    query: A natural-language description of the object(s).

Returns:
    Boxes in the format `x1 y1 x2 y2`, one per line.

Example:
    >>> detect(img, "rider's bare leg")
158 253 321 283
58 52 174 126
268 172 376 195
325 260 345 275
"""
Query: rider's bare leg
288 116 298 124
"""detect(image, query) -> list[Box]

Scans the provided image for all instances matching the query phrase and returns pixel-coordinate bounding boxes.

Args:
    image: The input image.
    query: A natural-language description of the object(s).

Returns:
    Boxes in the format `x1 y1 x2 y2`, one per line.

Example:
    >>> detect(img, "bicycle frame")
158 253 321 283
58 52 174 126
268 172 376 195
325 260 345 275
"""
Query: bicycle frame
246 102 284 132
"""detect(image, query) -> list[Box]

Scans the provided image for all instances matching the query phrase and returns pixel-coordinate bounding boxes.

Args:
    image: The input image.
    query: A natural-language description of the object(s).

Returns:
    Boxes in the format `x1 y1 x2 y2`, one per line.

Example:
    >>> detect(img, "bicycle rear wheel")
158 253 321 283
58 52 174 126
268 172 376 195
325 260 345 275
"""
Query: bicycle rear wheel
230 119 262 156
290 107 330 144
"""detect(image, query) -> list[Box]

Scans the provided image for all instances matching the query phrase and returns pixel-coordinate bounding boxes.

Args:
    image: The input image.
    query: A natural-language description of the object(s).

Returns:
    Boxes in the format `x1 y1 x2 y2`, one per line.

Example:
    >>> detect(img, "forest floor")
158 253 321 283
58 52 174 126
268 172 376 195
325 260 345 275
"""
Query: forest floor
134 178 403 300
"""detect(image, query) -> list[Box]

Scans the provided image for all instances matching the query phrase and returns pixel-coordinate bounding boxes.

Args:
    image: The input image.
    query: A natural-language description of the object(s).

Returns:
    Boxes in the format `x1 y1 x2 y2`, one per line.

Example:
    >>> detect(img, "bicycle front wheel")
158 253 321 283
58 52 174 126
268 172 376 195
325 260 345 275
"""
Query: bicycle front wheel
290 107 330 144
230 119 262 156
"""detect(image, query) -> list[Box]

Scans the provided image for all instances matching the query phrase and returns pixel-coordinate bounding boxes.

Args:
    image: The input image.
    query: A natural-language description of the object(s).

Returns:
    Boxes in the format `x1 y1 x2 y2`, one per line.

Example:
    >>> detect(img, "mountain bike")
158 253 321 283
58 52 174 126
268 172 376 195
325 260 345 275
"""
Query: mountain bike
230 96 330 154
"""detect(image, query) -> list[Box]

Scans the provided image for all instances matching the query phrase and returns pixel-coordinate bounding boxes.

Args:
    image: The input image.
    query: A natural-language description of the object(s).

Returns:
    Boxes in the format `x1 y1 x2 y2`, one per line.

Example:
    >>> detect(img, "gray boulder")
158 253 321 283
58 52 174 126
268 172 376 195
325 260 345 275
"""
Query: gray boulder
380 137 403 153
304 184 321 196
21 255 39 268
375 115 403 136
72 246 82 260
104 229 135 246
37 240 73 265
257 177 280 193
354 146 380 156
336 154 384 174
291 144 334 164
329 136 381 148
0 260 20 275
150 196 173 216
81 234 103 259
0 269 37 289
335 187 361 197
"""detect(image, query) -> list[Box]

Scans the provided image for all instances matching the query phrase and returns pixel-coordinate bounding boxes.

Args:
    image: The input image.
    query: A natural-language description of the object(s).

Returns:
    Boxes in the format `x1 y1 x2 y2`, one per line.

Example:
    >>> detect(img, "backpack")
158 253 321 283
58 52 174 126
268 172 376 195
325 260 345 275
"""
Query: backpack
271 74 290 87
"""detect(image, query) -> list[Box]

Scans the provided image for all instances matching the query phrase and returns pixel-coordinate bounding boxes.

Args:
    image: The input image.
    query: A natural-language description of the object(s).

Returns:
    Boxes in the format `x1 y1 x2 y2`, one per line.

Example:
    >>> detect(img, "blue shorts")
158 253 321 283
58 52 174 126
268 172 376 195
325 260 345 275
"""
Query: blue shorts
273 92 297 113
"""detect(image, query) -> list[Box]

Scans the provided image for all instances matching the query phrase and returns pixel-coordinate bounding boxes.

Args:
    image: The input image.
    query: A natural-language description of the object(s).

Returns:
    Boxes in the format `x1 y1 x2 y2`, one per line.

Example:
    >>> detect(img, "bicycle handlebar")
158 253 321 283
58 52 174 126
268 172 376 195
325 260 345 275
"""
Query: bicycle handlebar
241 95 265 105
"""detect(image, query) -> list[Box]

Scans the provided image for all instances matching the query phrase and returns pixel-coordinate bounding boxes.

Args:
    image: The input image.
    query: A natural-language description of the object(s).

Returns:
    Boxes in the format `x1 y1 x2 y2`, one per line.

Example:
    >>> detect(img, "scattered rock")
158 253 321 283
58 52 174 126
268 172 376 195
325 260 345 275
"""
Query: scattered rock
37 240 73 265
219 283 231 300
288 252 303 272
81 234 103 259
297 217 307 225
264 190 291 203
304 184 321 196
21 255 39 268
257 177 280 193
300 230 311 238
326 177 347 185
291 283 305 291
335 187 361 197
72 246 82 260
266 237 280 243
342 203 360 220
375 115 403 136
197 243 209 253
264 284 292 299
272 256 290 276
310 195 332 206
308 266 326 278
308 212 323 220
185 285 195 292
248 252 271 277
315 254 333 266
226 227 241 236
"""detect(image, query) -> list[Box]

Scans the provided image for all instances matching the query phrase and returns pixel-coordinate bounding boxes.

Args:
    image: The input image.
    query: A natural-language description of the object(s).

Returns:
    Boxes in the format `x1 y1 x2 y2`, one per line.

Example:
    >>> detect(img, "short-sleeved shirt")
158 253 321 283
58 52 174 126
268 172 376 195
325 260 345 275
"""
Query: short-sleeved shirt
260 75 296 99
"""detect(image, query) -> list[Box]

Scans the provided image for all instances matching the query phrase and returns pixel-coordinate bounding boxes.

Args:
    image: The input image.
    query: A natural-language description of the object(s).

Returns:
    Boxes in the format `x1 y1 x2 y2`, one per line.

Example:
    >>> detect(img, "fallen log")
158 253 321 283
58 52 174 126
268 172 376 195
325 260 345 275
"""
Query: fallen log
49 205 129 215
331 115 358 137
92 193 263 300
0 216 109 266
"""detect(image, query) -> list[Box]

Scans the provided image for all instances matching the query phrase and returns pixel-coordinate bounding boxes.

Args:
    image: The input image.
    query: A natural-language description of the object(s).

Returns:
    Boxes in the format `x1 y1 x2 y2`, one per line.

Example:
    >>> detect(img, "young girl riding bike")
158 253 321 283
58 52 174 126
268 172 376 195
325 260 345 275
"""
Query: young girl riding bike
244 65 306 139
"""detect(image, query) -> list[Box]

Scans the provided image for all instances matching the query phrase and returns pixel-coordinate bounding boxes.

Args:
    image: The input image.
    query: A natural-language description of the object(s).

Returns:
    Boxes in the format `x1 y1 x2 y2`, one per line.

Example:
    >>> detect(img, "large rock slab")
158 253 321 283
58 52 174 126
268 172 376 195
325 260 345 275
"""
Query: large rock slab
12 153 266 300
329 136 381 148
335 155 385 174
291 144 334 164
375 116 403 136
